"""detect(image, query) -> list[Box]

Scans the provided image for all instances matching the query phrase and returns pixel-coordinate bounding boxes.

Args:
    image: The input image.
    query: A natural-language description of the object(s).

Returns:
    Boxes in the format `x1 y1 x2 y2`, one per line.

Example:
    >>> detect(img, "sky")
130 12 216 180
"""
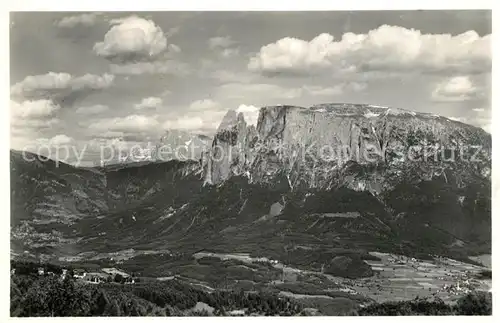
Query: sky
10 11 492 165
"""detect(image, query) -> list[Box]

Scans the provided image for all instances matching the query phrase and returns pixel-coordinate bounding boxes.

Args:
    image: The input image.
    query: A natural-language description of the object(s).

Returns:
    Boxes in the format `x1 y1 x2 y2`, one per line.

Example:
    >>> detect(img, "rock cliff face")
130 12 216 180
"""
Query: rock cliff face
203 110 257 185
203 104 491 192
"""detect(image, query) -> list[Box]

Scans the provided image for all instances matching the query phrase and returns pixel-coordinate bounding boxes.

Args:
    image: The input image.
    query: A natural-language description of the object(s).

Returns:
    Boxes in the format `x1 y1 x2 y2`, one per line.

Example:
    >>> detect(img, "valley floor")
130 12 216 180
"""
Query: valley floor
191 250 491 306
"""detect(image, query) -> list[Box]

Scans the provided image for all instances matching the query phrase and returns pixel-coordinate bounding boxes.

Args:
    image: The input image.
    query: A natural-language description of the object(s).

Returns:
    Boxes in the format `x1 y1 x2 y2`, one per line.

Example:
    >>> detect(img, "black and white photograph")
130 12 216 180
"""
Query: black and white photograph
8 5 493 317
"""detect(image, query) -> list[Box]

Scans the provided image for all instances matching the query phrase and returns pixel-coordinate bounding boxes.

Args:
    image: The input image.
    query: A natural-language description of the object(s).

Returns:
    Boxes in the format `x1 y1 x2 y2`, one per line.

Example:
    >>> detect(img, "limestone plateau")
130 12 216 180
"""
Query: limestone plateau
202 103 491 193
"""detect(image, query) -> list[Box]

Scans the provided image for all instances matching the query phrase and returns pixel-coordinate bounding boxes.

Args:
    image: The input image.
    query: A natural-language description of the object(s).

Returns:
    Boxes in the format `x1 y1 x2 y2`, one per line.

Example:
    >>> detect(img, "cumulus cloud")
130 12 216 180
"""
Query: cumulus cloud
432 76 480 102
10 100 62 149
236 104 260 126
163 112 227 134
89 114 160 134
249 26 491 76
94 16 168 63
56 13 101 28
94 16 189 76
161 99 227 134
75 104 109 115
10 99 60 119
135 97 163 110
10 72 115 106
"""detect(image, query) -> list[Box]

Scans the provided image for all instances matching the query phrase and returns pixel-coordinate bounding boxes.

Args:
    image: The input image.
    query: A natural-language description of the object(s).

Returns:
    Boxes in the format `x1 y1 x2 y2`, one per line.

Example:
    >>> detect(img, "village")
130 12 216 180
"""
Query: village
358 252 492 303
11 265 137 285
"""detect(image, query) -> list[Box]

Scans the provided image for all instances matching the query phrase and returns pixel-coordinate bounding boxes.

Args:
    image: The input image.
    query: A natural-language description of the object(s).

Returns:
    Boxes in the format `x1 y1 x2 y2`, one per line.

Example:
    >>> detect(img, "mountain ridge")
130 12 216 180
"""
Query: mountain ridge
10 103 491 281
202 103 491 193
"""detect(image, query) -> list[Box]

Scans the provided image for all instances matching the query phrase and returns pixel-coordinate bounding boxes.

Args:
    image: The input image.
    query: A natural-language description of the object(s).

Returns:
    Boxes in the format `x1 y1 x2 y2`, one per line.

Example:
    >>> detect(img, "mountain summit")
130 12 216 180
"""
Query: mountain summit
202 104 491 192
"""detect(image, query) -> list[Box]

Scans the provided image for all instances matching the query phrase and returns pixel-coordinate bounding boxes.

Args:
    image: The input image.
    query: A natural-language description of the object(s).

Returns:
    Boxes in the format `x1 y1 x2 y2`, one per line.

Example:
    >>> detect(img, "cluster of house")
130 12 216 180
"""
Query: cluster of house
33 266 136 284
439 279 474 295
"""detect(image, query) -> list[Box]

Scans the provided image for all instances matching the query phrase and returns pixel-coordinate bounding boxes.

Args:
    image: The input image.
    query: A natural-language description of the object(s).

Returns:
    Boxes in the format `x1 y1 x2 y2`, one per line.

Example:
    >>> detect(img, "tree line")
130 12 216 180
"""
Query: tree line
10 270 304 316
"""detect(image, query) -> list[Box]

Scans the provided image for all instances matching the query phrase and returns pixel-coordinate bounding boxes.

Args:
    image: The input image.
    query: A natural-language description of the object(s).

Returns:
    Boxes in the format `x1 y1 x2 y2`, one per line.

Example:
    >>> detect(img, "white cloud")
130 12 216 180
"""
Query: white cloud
432 76 479 102
236 104 260 126
208 36 239 58
75 104 109 114
109 60 191 76
49 134 74 145
56 13 101 28
11 72 114 95
10 100 62 150
12 118 60 130
10 72 115 104
249 26 491 76
163 111 226 134
161 99 229 133
94 15 167 62
208 36 234 49
89 114 160 134
220 48 240 58
135 97 163 109
10 99 60 119
189 99 221 111
163 116 204 131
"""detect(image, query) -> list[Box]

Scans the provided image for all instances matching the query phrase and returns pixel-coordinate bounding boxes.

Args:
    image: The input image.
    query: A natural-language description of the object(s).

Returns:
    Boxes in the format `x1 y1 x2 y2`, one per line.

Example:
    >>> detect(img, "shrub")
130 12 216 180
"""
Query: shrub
454 292 492 315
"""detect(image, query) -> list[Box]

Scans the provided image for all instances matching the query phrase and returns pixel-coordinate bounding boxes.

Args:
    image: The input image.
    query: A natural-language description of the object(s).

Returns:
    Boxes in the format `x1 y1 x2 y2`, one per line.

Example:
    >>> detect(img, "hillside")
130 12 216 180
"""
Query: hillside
10 104 491 310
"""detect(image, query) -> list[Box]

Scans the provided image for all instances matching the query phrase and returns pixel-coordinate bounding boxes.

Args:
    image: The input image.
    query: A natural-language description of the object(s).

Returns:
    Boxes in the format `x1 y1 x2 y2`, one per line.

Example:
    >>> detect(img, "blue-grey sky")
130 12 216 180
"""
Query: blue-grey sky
10 11 491 163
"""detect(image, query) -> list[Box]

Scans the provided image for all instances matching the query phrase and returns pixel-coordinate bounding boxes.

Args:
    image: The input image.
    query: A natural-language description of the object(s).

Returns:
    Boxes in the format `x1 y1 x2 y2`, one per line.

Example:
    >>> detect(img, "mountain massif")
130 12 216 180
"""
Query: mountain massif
203 104 490 191
11 104 491 279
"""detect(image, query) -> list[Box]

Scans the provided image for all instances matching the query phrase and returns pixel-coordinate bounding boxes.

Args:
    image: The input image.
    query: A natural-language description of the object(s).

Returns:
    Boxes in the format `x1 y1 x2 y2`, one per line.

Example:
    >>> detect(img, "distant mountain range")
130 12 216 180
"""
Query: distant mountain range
10 104 491 278
90 130 212 167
